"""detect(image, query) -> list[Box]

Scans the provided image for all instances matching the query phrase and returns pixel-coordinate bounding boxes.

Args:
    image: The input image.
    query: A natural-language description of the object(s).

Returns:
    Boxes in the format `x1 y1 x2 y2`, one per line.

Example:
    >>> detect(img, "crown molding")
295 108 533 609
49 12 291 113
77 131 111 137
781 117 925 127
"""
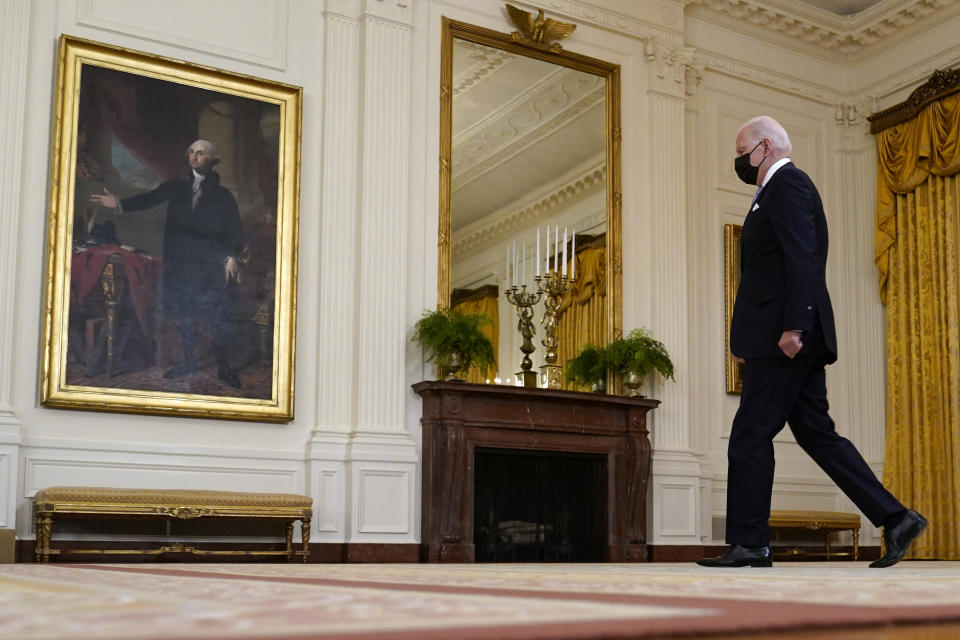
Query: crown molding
688 0 960 62
453 157 606 258
701 50 845 104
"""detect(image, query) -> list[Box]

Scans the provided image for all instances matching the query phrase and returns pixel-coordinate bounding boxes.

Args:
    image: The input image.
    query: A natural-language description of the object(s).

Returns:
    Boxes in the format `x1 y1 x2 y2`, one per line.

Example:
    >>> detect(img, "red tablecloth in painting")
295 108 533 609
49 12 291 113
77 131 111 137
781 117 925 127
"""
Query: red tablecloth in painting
70 245 161 330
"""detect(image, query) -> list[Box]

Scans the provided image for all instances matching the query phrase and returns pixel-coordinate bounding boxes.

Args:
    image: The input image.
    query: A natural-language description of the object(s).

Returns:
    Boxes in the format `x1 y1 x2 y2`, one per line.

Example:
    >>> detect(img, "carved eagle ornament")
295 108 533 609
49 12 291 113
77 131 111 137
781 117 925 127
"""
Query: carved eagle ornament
505 4 576 53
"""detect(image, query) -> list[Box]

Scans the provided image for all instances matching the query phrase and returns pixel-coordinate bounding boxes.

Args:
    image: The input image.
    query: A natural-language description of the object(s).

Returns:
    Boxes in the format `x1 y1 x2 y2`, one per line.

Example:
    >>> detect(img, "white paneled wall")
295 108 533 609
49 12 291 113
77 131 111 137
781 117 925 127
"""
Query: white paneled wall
0 0 958 550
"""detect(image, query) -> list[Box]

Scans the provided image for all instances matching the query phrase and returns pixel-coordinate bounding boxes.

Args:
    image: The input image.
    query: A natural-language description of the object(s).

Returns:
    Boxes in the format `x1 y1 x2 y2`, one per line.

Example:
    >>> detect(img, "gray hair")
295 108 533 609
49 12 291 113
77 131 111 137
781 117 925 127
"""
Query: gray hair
185 139 221 165
739 116 792 155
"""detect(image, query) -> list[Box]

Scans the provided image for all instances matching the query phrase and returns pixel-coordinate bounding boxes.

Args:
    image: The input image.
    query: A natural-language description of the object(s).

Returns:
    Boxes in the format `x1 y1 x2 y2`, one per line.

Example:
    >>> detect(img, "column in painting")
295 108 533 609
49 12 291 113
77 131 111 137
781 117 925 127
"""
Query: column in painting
643 38 703 547
307 0 365 545
348 0 418 545
0 0 28 531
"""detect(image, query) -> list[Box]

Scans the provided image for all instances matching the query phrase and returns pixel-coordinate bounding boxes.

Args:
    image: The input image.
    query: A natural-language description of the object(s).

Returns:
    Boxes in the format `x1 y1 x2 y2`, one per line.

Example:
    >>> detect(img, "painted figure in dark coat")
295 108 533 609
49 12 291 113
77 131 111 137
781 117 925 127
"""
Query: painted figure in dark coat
696 117 926 569
90 139 245 389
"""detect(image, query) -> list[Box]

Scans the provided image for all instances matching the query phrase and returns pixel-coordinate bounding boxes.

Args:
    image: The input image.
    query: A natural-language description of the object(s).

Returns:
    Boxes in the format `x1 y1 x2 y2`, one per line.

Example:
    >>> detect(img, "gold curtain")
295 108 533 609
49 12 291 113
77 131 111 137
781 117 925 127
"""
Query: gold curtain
452 294 499 384
557 244 606 390
875 91 960 559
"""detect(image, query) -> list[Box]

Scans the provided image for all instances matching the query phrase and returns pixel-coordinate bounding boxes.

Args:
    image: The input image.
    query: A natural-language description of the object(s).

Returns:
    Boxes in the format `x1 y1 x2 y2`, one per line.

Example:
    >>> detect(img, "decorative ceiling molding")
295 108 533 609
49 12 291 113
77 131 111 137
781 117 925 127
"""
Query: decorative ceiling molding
452 67 604 188
452 40 516 97
688 0 958 60
453 158 606 257
702 50 845 104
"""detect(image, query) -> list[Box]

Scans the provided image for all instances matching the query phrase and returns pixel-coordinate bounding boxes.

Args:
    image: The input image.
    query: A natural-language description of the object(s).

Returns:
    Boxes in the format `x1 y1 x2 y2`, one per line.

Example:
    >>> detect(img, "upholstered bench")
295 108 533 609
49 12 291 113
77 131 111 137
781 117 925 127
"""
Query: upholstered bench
768 509 860 560
33 486 312 563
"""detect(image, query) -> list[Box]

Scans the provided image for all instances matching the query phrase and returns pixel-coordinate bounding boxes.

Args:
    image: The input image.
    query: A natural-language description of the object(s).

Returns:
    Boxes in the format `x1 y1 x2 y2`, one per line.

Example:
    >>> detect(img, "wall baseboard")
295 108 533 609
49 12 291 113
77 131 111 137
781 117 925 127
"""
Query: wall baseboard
14 540 421 563
651 545 881 563
13 540 880 563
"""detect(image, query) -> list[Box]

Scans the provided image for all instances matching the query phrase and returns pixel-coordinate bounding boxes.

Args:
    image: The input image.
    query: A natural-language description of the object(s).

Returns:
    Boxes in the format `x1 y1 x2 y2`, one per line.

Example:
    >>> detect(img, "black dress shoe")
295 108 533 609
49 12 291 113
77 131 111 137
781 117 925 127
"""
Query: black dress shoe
164 361 197 379
870 509 927 568
218 366 242 389
697 544 772 567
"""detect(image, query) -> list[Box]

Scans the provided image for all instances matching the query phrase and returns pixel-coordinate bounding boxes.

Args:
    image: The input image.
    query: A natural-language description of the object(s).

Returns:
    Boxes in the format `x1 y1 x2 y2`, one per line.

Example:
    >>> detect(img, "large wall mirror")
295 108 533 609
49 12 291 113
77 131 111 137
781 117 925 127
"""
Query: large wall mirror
438 15 621 385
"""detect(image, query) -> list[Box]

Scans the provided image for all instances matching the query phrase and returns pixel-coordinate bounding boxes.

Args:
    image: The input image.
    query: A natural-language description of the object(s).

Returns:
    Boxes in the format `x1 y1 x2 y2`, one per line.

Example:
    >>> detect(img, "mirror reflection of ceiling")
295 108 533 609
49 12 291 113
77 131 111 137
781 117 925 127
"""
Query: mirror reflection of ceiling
451 39 605 234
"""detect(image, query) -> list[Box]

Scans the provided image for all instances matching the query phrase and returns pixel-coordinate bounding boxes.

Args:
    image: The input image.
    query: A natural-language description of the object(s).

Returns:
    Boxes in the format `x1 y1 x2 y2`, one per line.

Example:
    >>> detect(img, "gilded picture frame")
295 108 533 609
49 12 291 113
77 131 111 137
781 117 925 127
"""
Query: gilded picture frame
41 36 301 422
724 223 743 394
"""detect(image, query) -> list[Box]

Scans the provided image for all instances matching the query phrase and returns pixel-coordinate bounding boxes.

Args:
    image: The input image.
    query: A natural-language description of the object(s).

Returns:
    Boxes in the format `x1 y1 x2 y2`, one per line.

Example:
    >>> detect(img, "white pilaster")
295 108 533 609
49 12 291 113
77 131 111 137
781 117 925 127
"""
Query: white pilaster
832 105 885 551
348 0 418 543
0 0 29 529
644 40 703 545
355 0 413 436
308 0 365 542
833 108 884 465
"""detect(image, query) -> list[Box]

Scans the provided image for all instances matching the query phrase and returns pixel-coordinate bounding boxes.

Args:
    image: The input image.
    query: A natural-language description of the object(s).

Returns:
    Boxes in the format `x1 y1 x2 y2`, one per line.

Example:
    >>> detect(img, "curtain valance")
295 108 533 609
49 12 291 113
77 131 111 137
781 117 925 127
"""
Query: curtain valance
874 90 960 302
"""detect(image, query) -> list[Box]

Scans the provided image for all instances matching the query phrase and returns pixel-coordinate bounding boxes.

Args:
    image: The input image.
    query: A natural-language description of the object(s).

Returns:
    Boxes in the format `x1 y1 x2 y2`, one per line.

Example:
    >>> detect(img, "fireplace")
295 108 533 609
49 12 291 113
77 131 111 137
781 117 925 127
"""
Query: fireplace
474 448 606 562
414 381 659 563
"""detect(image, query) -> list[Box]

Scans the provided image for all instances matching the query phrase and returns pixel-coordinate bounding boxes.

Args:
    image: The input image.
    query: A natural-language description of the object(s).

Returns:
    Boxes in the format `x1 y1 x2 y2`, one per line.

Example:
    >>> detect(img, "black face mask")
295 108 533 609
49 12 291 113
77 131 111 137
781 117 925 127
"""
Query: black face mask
734 140 764 185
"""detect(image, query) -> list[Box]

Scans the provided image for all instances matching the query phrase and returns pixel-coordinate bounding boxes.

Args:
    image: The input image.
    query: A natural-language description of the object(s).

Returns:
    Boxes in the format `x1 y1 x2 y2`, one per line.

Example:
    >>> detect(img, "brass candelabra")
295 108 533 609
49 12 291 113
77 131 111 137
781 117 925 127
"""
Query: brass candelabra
505 284 543 388
535 270 575 389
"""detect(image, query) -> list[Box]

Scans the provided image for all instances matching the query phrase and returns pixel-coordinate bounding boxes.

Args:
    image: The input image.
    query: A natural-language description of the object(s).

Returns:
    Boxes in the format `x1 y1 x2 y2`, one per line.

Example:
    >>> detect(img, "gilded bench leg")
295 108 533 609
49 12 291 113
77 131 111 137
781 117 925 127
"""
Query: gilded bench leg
285 521 294 561
852 527 859 561
35 512 53 563
825 533 831 560
300 515 311 563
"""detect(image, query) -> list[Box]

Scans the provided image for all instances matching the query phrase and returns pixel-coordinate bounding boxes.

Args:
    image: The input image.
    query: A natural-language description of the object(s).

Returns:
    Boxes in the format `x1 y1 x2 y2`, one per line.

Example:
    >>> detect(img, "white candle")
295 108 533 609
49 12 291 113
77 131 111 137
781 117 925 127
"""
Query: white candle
522 243 526 287
513 240 518 287
571 229 576 280
505 245 510 285
536 229 540 276
555 225 560 274
545 226 551 273
562 228 568 276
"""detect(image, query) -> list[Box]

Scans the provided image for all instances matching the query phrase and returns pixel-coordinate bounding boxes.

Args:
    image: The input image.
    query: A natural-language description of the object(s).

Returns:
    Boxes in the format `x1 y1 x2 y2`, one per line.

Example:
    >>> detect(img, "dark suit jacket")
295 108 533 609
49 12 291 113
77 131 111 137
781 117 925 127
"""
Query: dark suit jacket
730 162 837 363
121 170 243 316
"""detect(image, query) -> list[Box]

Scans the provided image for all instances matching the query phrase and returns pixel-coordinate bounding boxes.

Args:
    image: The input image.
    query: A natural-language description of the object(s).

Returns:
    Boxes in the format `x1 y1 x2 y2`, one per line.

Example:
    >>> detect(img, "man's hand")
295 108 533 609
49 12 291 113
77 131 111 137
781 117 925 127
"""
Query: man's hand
89 188 118 209
778 330 803 359
224 256 241 285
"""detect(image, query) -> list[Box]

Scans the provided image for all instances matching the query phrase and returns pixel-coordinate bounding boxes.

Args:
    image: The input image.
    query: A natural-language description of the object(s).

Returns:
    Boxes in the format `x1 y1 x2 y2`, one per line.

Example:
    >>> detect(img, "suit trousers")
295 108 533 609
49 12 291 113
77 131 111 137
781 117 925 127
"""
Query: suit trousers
725 350 904 546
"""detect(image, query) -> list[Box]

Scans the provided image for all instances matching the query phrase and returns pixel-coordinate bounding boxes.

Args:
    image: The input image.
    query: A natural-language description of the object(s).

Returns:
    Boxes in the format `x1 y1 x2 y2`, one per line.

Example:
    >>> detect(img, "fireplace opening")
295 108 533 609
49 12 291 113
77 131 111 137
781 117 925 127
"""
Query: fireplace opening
474 447 606 562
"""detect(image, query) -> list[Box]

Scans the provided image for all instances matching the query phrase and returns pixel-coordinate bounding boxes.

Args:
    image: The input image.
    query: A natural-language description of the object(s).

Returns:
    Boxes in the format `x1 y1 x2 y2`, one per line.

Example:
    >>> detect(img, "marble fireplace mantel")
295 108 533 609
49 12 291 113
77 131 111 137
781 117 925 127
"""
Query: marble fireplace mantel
413 380 659 562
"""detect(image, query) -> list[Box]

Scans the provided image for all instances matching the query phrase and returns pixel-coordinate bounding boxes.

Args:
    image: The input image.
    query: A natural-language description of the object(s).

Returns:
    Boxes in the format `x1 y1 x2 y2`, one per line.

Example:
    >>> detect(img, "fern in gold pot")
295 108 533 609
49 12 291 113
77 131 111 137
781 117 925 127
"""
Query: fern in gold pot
605 327 675 397
412 308 496 381
564 343 608 392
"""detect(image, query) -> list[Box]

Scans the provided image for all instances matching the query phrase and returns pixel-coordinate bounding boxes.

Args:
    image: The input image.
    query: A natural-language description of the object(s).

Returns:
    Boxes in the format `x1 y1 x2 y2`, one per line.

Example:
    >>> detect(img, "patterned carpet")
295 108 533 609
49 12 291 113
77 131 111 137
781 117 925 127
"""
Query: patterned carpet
2 562 960 639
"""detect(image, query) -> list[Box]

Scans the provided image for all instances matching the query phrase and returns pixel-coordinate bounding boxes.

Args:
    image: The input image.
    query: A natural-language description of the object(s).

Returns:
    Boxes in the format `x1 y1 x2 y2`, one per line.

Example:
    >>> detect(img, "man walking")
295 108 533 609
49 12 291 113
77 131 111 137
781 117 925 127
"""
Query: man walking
697 116 926 569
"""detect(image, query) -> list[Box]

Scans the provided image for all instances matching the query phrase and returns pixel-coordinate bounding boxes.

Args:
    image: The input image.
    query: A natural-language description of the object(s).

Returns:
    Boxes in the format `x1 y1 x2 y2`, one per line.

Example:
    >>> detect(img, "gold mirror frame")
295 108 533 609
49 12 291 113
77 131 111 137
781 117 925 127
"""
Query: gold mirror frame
438 16 622 359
